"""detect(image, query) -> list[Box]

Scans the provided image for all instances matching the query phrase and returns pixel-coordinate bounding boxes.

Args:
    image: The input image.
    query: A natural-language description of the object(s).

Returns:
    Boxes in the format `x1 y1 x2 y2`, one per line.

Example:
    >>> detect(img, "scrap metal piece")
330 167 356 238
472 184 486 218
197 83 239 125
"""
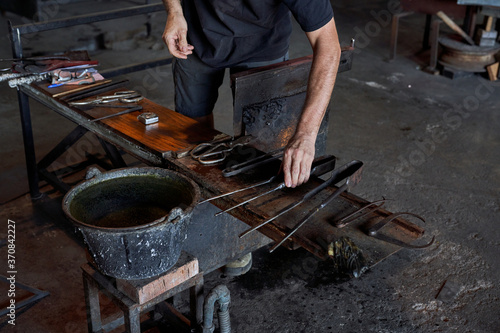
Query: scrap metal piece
367 212 435 249
239 160 363 238
137 112 159 125
328 236 368 278
269 164 363 253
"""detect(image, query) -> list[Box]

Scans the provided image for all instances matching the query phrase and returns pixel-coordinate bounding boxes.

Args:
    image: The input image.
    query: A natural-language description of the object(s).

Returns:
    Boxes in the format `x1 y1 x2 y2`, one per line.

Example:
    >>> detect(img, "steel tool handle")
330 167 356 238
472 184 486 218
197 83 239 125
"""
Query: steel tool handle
309 155 337 178
222 148 284 177
303 160 363 201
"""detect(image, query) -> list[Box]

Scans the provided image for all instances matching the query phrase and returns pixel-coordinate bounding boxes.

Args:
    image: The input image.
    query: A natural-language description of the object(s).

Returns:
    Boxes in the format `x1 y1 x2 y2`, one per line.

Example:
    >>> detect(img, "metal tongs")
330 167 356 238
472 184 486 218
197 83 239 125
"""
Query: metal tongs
190 135 253 165
367 212 435 249
202 155 336 216
240 160 364 239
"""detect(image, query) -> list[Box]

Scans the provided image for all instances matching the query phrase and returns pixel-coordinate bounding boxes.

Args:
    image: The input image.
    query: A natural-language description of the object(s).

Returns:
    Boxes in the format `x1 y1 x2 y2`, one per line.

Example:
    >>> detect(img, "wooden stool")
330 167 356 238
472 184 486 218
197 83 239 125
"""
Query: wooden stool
81 252 203 333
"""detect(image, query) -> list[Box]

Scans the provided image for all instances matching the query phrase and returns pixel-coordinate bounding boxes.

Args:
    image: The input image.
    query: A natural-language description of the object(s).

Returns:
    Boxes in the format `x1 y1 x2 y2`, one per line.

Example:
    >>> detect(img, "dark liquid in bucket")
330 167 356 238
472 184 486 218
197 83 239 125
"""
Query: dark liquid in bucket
91 204 172 228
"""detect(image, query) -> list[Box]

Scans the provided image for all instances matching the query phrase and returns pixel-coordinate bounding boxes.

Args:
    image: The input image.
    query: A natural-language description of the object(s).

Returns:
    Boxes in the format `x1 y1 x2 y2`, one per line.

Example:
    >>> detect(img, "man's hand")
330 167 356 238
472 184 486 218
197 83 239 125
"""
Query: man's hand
283 17 341 188
282 132 316 188
162 2 194 59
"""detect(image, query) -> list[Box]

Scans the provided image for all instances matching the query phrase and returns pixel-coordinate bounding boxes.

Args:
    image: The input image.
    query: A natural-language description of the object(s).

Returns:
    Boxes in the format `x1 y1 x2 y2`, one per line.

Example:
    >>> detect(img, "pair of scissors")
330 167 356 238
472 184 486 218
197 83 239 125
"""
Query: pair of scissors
190 136 253 165
68 90 143 106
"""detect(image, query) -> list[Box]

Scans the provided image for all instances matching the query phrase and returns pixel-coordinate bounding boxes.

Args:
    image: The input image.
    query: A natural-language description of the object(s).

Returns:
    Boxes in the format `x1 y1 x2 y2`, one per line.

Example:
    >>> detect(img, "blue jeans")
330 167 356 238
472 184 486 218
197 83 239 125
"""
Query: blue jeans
172 53 289 118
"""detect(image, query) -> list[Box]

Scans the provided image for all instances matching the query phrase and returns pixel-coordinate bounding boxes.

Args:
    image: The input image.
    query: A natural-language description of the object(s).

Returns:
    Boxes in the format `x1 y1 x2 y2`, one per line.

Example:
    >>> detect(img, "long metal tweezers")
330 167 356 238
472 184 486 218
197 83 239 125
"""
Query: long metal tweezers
239 160 363 238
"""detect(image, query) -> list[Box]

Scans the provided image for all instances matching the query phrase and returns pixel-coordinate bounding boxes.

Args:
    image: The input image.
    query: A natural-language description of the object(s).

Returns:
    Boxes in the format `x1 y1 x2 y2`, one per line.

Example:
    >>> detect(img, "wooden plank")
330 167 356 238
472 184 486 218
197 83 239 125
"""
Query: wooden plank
83 98 227 157
32 82 229 158
116 252 199 304
487 62 499 81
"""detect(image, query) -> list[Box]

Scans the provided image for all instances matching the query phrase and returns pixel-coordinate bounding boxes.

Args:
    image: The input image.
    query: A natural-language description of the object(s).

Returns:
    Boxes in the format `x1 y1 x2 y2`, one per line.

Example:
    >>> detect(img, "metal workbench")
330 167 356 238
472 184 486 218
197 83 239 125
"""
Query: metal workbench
9 3 428 277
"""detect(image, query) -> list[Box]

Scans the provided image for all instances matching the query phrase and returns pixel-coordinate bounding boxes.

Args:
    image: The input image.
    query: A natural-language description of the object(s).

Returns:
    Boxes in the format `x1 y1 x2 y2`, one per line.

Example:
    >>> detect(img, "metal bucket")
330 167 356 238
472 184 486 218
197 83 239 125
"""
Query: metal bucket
62 167 200 280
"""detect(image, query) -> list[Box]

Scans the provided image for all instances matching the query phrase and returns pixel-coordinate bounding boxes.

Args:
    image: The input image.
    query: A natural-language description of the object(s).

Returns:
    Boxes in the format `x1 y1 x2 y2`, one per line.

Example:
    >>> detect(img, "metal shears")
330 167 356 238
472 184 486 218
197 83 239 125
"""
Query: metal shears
190 136 253 165
68 90 143 106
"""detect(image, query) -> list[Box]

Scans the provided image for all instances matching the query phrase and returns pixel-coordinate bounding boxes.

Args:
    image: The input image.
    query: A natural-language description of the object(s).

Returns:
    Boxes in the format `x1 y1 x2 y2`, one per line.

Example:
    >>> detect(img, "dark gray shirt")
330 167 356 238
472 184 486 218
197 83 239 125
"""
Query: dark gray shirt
182 0 334 68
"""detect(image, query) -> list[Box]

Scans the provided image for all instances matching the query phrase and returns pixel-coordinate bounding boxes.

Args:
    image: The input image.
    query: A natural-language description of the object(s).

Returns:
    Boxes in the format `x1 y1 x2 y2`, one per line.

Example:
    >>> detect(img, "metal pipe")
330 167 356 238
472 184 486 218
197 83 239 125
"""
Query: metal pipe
202 285 231 333
12 4 165 34
16 89 42 199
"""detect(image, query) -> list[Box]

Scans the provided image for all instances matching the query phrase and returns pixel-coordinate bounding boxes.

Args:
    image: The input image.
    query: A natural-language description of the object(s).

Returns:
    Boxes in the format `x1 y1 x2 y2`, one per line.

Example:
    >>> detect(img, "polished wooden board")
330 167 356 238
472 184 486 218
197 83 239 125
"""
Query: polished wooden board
34 82 228 158
82 98 226 157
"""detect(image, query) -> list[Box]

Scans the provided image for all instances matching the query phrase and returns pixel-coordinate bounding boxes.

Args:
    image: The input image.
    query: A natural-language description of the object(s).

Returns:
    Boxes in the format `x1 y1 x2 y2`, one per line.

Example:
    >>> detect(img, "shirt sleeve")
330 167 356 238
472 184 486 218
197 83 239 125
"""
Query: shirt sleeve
283 0 334 32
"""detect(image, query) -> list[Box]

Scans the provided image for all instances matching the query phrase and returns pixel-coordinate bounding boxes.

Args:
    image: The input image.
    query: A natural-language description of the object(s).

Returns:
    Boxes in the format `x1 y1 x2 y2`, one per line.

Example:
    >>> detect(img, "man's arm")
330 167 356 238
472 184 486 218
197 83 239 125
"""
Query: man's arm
162 0 194 59
282 17 341 188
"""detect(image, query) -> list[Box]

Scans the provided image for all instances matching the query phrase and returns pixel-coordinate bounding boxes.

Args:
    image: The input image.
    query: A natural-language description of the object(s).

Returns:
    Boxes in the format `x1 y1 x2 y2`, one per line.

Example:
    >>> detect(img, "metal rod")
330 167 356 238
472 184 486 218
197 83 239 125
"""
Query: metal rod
199 175 278 204
367 212 435 249
269 183 349 253
61 80 129 101
214 182 285 217
37 125 88 169
12 4 165 35
100 57 173 78
16 89 42 199
98 137 127 168
89 105 142 122
8 20 23 59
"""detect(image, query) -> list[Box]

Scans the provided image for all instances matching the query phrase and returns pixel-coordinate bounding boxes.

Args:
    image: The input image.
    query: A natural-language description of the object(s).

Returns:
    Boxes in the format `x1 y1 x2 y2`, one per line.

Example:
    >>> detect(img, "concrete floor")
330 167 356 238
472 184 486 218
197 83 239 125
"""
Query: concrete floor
1 1 499 332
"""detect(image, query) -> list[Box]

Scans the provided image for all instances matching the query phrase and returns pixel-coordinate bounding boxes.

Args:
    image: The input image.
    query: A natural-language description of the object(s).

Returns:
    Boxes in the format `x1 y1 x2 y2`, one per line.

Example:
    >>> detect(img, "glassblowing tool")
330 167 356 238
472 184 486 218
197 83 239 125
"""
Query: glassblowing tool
239 160 363 238
210 155 336 216
268 163 363 252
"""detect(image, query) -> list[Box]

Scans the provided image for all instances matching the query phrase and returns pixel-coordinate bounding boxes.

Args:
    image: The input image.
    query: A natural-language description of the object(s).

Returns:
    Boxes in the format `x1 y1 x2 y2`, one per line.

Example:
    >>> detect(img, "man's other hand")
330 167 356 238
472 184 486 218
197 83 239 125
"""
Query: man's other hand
162 14 194 59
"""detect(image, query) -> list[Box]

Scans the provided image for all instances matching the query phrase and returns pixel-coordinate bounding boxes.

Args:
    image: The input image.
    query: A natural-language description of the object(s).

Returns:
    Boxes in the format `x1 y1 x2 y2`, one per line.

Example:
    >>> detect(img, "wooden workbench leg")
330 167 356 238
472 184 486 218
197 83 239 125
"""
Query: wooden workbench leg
83 274 103 333
429 19 442 72
190 275 204 328
124 307 141 333
389 11 414 62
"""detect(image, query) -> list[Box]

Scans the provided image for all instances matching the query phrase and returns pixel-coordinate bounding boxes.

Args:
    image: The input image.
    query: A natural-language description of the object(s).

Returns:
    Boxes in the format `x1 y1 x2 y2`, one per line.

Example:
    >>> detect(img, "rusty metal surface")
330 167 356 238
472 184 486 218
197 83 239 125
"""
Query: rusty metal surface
231 45 354 154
